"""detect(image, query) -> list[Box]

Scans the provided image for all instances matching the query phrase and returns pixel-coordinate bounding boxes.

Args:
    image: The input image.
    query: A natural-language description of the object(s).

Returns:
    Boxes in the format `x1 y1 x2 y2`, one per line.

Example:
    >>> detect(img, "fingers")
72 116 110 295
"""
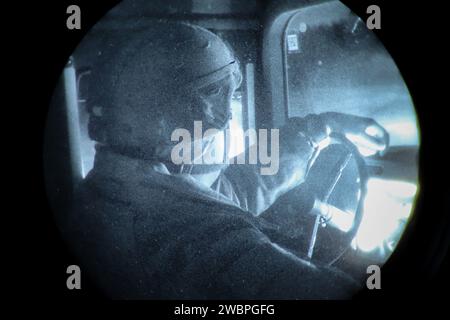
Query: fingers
349 119 389 155
321 113 390 156
363 120 390 153
360 134 388 152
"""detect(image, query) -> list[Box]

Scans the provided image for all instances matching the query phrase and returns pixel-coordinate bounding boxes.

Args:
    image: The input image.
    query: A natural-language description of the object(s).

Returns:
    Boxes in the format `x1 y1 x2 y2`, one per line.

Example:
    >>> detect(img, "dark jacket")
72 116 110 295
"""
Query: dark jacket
64 146 358 299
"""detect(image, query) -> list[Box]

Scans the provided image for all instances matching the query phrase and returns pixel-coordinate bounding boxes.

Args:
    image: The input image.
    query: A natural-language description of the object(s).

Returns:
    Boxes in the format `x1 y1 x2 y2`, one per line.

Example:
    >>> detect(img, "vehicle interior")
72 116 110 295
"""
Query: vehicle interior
45 0 420 283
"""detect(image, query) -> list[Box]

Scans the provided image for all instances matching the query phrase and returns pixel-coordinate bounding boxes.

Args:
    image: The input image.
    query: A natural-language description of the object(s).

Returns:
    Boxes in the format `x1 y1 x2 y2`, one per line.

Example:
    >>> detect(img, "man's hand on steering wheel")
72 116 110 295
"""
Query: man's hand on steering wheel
321 112 390 156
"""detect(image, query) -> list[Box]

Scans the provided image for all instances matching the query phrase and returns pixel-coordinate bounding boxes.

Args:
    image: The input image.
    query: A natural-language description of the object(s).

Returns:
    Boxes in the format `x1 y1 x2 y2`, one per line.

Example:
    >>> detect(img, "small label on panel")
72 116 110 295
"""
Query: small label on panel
287 34 300 52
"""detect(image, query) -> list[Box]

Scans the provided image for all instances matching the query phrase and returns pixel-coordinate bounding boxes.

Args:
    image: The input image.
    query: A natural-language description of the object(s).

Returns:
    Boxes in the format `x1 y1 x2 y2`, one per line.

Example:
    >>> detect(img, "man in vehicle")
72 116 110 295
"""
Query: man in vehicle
65 21 389 299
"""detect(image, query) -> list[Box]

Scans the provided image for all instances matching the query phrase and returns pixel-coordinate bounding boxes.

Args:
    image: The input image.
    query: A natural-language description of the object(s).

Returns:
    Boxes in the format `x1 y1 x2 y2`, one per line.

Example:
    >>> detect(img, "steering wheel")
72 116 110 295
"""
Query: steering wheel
301 132 369 266
262 132 370 265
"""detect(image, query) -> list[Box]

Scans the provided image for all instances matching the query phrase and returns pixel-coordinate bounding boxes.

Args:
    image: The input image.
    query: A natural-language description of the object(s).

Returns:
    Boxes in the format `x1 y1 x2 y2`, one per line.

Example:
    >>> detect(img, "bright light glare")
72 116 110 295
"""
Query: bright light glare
345 133 378 157
328 205 354 232
365 125 381 137
226 99 245 158
383 121 418 146
353 178 417 253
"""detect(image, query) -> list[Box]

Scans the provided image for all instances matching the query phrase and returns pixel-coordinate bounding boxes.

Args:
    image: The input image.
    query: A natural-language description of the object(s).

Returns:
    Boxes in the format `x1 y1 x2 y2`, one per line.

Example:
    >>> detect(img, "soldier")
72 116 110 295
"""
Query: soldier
65 21 388 299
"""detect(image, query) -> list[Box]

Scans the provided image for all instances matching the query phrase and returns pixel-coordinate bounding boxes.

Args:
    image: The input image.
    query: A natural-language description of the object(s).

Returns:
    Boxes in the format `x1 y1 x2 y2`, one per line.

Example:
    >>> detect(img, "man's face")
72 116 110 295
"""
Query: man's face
197 75 236 131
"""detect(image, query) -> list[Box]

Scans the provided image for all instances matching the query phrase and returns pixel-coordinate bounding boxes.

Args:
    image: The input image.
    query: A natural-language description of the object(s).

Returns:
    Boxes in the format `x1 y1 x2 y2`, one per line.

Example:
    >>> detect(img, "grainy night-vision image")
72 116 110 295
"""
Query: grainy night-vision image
44 0 419 299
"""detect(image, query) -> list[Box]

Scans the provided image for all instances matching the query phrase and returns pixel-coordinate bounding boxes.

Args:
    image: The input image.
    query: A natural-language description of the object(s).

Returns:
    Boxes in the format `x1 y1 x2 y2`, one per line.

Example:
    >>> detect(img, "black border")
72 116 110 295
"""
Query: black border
10 0 449 311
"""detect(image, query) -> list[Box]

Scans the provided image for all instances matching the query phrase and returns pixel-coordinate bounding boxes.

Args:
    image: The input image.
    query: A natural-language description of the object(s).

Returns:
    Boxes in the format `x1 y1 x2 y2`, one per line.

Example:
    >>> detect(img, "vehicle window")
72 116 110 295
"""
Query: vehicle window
283 1 419 259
